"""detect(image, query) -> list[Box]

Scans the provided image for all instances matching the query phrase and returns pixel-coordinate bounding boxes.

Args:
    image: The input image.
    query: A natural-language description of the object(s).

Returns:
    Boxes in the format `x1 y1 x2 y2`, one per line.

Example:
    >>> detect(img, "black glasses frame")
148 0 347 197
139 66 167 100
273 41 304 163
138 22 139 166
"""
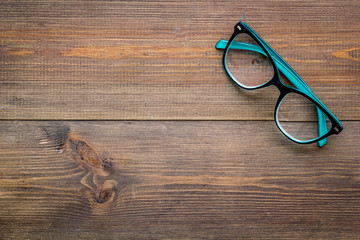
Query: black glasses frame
222 21 343 145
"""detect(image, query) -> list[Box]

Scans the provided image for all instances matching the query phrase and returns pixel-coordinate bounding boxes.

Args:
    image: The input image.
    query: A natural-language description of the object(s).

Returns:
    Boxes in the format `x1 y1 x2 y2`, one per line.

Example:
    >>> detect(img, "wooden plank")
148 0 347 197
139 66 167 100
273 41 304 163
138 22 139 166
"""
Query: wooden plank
1 121 359 239
1 0 359 120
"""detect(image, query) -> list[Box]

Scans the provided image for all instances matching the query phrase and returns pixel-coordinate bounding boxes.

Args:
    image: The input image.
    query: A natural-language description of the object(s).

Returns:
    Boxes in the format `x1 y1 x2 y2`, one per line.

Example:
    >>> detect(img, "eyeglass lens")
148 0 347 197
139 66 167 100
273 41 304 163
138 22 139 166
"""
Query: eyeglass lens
226 33 273 88
276 92 332 141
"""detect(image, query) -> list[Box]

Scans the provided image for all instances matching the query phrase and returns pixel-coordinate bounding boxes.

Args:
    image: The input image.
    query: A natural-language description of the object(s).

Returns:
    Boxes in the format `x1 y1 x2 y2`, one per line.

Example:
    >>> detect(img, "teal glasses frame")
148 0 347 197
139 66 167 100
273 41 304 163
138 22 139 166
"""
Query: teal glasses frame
216 21 343 146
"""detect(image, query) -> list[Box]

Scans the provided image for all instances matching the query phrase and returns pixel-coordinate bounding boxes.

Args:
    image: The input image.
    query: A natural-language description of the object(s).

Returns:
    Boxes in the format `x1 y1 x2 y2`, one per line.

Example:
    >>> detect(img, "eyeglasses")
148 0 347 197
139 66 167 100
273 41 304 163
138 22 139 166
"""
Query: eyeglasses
216 20 343 146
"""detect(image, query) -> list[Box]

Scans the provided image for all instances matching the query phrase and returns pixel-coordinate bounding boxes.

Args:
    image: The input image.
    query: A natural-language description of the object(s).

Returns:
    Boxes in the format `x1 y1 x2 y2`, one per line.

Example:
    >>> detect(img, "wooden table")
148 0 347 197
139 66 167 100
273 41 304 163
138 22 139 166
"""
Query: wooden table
1 0 359 239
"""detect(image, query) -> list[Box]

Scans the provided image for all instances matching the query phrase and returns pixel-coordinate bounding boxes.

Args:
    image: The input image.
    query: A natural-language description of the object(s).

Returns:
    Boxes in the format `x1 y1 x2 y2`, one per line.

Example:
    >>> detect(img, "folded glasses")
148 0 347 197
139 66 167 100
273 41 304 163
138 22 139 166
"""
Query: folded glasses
215 20 343 146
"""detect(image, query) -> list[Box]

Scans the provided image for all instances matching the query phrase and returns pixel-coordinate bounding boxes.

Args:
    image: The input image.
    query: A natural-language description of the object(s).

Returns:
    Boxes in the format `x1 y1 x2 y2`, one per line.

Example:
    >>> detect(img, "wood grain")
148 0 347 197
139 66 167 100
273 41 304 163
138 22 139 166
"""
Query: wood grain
1 0 359 120
1 121 360 239
1 0 360 239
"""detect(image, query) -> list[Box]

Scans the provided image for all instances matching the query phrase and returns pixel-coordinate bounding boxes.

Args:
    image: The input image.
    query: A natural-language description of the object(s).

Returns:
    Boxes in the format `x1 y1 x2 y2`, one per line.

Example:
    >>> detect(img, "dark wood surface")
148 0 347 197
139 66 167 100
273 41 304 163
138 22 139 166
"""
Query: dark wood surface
1 0 360 239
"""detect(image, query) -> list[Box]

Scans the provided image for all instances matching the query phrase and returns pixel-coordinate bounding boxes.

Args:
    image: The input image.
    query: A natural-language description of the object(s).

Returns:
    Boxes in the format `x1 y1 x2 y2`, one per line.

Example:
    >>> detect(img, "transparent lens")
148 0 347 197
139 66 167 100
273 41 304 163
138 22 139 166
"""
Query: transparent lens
277 92 332 141
225 33 274 88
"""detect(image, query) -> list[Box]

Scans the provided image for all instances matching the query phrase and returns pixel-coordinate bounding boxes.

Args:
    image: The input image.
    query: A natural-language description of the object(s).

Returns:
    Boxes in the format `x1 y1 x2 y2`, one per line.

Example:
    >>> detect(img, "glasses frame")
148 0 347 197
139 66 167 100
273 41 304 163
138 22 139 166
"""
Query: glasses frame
218 21 343 146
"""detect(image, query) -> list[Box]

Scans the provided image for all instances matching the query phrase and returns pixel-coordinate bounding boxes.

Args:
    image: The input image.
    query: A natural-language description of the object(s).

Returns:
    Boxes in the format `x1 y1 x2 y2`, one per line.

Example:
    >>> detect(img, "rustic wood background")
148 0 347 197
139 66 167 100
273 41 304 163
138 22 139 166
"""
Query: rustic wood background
1 0 359 239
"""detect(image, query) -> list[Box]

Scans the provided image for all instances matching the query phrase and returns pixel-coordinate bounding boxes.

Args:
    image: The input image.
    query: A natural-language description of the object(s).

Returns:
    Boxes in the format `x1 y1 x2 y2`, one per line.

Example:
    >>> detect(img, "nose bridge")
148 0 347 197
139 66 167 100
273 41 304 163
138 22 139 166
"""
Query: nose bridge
272 79 289 117
272 77 290 95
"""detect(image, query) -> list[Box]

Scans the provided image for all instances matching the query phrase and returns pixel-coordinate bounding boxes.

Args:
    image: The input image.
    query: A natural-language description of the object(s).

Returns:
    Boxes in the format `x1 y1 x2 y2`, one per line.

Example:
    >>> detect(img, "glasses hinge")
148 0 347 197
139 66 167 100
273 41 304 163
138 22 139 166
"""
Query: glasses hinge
237 25 242 31
333 126 340 134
